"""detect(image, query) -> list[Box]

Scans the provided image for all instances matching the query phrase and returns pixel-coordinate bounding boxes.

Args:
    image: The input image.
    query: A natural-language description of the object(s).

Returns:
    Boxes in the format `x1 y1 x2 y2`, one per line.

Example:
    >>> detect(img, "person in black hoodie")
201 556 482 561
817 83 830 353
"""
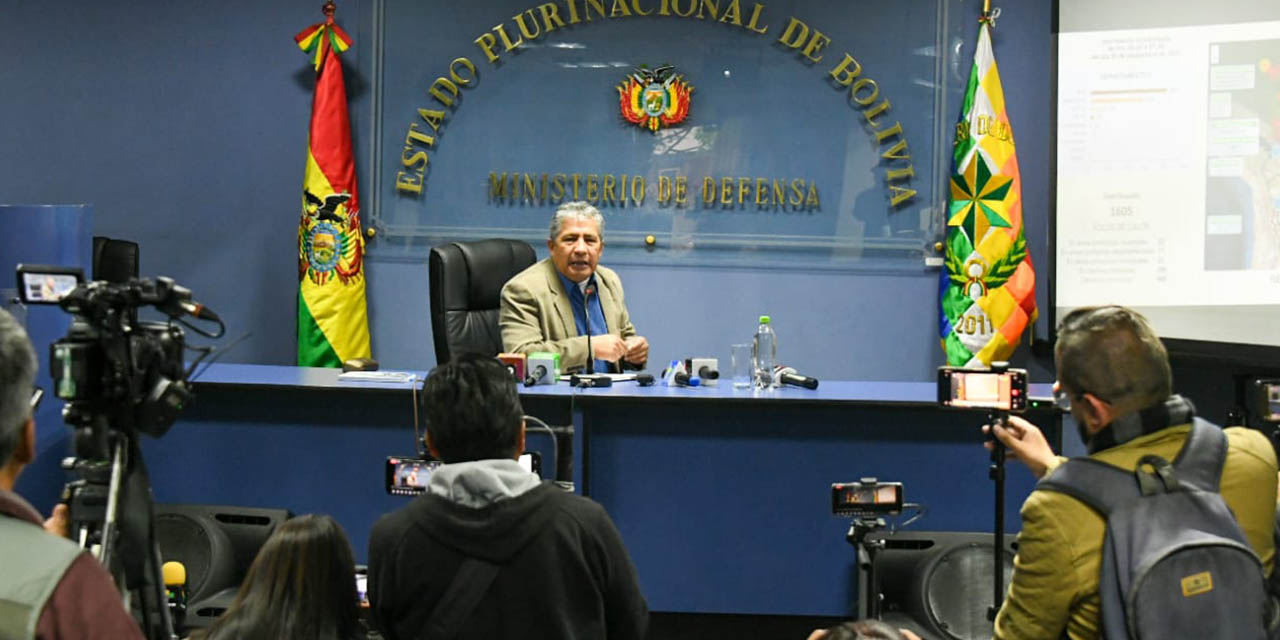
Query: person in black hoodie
367 353 649 640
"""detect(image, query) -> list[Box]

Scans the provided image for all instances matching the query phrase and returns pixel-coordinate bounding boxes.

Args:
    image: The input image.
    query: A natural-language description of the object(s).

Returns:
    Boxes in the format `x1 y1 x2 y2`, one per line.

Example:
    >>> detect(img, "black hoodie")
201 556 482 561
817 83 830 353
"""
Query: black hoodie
368 482 649 640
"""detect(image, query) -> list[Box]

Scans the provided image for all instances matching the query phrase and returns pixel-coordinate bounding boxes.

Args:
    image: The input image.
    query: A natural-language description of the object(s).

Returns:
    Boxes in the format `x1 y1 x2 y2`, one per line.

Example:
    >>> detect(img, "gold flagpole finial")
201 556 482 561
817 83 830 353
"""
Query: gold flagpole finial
322 1 336 19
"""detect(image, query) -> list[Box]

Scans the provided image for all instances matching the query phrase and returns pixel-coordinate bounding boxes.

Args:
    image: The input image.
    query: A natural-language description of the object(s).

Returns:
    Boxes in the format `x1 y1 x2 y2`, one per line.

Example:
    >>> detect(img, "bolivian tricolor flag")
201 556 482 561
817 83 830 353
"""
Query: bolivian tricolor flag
939 16 1036 368
294 11 370 367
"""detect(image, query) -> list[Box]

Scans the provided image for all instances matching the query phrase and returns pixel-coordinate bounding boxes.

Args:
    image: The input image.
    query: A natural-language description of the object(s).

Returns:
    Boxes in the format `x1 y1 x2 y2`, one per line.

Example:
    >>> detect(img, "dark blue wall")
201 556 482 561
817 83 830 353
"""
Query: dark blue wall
0 0 374 367
0 0 1054 383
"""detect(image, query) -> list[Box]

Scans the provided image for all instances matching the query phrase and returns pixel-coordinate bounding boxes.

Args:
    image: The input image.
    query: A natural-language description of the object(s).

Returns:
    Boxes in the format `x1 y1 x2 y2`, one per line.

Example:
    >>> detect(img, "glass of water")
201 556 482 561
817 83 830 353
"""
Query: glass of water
730 343 753 389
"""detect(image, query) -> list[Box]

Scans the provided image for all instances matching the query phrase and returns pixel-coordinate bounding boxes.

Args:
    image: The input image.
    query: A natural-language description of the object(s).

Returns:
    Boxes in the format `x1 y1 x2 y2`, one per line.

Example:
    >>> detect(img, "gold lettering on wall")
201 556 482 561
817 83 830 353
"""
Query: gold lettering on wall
489 171 818 210
404 3 917 210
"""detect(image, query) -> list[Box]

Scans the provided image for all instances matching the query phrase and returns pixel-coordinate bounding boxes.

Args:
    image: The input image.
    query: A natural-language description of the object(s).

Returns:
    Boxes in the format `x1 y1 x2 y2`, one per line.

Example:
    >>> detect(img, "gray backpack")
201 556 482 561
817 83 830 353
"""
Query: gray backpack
1037 418 1270 640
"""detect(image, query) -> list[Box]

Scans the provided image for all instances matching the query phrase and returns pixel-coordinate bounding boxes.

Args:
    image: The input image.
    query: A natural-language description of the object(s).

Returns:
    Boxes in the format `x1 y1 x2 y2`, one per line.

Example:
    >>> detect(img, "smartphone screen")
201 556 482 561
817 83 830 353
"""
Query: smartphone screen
386 452 541 495
937 368 1027 410
831 482 904 516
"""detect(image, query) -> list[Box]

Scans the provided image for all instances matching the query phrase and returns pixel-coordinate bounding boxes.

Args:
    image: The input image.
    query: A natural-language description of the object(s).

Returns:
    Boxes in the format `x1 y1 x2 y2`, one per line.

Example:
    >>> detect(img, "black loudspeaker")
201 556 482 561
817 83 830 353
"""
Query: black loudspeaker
873 531 1016 640
153 504 291 604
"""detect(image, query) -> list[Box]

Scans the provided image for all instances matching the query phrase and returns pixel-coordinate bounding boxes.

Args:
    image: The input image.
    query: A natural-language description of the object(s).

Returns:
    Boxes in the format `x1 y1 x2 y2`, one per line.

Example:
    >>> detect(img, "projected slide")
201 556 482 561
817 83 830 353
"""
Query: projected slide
1205 38 1280 271
1057 3 1280 347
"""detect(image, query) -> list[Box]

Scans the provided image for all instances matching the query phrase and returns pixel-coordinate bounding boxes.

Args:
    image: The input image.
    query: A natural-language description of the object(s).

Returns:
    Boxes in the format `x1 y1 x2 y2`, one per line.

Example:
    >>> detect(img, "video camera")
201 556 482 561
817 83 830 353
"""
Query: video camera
16 263 224 640
16 264 223 440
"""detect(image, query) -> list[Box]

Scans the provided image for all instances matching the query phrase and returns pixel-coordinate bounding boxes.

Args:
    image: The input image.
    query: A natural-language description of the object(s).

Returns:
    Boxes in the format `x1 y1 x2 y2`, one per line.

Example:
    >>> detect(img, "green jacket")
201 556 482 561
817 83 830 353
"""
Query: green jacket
994 424 1279 640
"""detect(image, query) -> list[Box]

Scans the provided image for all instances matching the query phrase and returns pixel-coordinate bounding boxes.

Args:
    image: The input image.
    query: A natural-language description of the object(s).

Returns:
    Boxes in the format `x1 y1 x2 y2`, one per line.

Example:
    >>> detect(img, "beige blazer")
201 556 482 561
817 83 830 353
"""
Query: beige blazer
499 259 637 372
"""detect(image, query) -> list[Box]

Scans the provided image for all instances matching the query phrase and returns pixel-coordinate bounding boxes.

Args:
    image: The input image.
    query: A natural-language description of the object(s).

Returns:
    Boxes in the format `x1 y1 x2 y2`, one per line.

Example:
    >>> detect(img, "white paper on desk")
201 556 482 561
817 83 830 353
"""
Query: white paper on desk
338 371 416 383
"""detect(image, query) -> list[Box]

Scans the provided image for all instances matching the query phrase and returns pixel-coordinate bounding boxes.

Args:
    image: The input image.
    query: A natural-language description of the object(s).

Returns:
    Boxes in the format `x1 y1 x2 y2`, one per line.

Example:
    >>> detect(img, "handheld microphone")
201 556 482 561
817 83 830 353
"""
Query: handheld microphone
524 352 560 386
498 353 527 382
662 360 700 387
774 366 819 390
685 358 720 386
163 560 188 629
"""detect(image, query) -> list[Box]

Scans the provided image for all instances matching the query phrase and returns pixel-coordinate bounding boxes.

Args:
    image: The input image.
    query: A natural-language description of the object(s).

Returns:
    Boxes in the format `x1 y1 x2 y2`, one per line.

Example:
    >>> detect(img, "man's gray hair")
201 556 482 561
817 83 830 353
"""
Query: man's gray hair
0 308 37 465
549 201 604 241
1055 305 1172 415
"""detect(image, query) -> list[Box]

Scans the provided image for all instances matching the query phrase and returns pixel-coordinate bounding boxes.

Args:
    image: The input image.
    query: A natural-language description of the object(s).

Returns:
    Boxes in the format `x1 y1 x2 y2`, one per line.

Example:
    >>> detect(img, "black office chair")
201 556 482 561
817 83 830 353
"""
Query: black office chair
428 239 537 366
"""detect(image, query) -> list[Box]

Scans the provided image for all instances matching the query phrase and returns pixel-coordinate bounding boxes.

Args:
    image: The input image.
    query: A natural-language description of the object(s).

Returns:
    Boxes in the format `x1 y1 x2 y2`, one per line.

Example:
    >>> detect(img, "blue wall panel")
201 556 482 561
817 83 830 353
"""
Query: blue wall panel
0 205 93 510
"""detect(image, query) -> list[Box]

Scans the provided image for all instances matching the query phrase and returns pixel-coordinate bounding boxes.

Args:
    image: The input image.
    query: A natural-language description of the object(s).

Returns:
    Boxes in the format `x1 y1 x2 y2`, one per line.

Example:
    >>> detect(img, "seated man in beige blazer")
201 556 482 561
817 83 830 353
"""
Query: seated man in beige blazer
500 201 649 373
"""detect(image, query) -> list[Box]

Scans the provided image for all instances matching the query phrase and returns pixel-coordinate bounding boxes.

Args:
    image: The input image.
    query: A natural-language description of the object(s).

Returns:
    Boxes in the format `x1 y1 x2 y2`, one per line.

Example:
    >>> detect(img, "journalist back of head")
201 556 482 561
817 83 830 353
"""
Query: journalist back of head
366 353 648 640
0 307 143 640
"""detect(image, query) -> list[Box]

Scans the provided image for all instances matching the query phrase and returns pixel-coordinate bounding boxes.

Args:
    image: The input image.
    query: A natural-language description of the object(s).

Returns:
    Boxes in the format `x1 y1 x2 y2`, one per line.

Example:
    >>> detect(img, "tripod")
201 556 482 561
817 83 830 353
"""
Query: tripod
986 410 1008 623
64 421 175 640
846 516 888 620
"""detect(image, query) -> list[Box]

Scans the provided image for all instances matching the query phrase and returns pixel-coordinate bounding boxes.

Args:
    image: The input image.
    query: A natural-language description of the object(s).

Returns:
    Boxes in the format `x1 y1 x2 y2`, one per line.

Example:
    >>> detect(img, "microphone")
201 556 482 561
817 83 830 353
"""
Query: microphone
685 358 720 386
572 283 613 388
498 353 527 382
163 560 188 629
177 300 221 322
151 277 221 322
662 360 700 387
524 352 560 386
774 366 819 390
583 284 597 375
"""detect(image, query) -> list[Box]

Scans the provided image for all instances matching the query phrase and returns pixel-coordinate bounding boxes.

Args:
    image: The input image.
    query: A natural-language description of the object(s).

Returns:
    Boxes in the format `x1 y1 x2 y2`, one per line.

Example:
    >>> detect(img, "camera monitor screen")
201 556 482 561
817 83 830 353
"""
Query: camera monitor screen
938 367 1027 411
16 265 83 304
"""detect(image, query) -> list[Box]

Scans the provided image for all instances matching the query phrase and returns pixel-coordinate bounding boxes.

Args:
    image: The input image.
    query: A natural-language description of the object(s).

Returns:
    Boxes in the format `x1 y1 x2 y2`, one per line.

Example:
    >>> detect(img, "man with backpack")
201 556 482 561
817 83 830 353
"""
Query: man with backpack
988 305 1278 639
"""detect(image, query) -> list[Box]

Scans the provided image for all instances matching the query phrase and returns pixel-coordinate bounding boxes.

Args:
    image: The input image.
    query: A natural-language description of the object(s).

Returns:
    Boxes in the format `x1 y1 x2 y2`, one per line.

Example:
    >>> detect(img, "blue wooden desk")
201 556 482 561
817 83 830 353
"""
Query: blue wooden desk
140 364 1058 617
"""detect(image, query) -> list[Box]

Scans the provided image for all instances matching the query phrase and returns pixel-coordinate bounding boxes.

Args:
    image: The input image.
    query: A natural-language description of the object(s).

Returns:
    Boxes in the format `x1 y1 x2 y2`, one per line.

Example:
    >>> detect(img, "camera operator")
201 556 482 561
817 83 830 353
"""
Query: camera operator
0 308 143 640
985 305 1278 639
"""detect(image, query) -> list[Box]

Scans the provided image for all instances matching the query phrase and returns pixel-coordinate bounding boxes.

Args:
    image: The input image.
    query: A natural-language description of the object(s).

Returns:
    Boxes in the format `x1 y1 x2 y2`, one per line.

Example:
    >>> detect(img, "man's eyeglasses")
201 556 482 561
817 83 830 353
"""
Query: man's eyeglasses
30 387 43 412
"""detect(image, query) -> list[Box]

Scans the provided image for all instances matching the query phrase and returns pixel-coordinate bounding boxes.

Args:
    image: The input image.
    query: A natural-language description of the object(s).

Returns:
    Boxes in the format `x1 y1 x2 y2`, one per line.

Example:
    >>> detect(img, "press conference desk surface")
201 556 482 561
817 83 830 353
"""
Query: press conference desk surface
191 362 1054 405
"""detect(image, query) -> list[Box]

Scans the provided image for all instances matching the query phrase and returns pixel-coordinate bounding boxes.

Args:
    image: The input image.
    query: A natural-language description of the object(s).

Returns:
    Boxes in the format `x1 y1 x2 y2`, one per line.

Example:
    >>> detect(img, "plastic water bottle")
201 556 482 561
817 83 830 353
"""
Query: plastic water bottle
752 315 777 389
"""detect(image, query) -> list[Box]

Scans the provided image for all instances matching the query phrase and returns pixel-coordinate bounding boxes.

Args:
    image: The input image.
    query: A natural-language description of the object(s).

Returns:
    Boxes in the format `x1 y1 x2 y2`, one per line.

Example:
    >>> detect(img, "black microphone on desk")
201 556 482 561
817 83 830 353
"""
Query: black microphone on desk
774 365 820 390
584 283 597 375
572 283 612 388
524 364 548 387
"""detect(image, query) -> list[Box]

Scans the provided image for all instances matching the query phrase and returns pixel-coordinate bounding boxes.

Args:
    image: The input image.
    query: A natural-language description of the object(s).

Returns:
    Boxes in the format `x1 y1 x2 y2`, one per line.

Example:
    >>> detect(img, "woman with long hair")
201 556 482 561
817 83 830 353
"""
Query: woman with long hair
191 514 362 640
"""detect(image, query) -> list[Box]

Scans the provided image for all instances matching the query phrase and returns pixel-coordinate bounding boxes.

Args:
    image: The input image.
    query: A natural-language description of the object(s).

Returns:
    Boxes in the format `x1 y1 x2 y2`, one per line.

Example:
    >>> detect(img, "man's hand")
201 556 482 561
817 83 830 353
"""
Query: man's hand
984 415 1056 479
592 334 627 362
622 336 648 366
44 502 69 538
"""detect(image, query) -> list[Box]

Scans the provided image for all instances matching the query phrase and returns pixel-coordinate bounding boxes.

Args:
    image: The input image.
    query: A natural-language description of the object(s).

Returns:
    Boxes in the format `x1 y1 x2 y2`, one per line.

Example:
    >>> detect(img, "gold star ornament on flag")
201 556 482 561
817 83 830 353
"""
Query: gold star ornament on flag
947 151 1012 245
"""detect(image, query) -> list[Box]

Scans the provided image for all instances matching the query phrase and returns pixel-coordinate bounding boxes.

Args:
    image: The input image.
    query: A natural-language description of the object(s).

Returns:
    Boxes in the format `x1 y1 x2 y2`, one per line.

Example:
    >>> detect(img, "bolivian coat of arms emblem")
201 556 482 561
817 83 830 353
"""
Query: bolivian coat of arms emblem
617 64 693 132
